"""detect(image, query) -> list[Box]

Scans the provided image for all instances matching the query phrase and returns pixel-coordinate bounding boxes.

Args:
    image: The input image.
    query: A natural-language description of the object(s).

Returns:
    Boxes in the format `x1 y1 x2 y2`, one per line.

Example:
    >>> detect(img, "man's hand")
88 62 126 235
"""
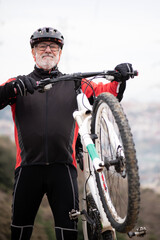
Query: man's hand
15 76 37 96
115 63 133 82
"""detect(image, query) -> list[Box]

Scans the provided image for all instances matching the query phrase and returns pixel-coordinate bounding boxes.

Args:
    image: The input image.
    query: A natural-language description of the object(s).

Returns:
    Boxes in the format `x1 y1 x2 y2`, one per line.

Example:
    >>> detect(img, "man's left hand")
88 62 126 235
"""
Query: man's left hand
115 63 133 82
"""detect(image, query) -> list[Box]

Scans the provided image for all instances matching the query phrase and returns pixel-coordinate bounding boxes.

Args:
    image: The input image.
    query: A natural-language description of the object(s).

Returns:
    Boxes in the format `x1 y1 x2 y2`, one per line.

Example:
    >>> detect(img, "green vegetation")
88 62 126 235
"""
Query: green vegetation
116 232 127 240
0 136 16 191
33 210 56 239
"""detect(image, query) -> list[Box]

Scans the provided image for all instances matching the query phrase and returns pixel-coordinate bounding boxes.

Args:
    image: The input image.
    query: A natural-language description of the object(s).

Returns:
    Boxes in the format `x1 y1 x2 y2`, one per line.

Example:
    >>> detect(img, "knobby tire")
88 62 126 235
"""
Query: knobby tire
91 93 140 233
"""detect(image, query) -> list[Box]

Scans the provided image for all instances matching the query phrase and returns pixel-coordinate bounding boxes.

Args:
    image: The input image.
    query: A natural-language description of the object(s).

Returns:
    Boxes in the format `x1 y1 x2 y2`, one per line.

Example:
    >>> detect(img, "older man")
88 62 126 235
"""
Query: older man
0 27 133 240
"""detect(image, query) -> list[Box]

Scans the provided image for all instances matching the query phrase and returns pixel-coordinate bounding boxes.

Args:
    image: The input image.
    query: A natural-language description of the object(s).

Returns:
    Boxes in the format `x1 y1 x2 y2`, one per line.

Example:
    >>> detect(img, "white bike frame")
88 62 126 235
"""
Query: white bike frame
73 90 117 240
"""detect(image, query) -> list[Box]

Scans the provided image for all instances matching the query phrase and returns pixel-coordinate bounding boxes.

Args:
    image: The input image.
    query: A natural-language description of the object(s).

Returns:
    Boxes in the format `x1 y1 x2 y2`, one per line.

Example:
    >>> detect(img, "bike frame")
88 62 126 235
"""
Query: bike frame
73 89 117 239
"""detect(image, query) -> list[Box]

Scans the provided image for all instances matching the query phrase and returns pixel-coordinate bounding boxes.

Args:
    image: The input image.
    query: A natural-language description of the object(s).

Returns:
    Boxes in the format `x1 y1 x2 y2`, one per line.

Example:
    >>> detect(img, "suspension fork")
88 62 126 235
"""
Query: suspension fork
73 92 103 172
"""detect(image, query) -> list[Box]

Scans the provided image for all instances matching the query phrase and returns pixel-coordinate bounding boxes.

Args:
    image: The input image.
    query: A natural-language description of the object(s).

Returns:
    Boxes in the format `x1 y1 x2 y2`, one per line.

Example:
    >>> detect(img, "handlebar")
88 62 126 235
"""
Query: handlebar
37 70 138 92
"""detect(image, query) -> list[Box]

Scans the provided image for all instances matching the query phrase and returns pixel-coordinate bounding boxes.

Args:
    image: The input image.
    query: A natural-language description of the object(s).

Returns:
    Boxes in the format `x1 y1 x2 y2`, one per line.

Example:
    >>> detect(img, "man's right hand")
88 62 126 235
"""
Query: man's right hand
14 76 37 96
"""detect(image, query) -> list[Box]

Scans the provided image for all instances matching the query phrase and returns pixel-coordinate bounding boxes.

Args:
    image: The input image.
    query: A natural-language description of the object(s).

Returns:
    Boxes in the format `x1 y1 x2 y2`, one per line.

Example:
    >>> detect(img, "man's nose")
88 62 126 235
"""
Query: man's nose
45 46 52 52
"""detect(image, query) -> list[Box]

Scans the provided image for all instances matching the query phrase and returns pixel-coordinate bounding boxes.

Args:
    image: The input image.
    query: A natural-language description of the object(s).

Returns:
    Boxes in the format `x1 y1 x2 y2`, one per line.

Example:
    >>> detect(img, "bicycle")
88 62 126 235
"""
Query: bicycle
37 70 145 240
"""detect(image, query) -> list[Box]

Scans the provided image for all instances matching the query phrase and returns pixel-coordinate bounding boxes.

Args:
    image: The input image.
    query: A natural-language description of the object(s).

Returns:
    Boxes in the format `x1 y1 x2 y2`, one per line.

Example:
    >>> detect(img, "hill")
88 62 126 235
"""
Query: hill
0 180 160 239
0 189 56 240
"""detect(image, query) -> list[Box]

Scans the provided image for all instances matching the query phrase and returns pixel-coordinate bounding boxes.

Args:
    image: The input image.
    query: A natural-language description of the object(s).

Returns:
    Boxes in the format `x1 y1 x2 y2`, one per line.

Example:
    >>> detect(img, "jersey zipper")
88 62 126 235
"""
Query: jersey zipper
45 91 49 164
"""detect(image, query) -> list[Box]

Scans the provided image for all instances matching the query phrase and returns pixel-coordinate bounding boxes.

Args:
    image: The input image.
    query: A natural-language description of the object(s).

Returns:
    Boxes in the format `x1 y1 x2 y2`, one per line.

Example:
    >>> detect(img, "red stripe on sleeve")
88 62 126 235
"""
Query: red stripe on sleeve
11 103 22 169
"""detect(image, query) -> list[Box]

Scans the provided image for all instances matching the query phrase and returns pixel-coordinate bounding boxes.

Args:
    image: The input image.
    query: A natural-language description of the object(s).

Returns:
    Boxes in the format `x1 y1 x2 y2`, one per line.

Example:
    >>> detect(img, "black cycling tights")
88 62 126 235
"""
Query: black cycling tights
11 164 79 240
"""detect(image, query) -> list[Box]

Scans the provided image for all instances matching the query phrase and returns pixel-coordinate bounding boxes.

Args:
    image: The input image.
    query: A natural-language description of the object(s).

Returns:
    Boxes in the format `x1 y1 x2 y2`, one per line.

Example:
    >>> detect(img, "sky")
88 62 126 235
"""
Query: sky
0 0 160 102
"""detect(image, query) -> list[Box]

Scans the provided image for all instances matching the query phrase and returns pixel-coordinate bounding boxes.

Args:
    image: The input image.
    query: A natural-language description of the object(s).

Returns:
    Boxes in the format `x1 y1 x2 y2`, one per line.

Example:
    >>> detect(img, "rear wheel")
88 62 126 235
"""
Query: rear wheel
86 194 114 240
91 93 140 233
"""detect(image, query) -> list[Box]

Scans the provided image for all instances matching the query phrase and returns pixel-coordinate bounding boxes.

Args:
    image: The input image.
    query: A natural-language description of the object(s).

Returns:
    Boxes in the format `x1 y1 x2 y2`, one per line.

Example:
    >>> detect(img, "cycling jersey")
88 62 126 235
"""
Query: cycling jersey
0 66 124 170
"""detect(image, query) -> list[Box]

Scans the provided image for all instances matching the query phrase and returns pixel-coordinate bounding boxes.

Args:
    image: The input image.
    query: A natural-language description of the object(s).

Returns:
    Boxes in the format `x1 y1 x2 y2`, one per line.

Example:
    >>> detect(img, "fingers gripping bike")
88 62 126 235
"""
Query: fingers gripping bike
38 70 144 240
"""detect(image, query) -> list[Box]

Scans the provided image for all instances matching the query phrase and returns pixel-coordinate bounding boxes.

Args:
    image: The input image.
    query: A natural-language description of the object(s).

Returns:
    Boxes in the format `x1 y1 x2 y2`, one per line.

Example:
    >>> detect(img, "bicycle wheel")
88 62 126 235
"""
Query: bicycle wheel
91 92 140 233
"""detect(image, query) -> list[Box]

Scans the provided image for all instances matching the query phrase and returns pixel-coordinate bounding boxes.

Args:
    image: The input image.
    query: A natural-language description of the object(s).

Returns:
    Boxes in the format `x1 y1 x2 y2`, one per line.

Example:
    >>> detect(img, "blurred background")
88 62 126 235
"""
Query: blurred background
0 0 159 239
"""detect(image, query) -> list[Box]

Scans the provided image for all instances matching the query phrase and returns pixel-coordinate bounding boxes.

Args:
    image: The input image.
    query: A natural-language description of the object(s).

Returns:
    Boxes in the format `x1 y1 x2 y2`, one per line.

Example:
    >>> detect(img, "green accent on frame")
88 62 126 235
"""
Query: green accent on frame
86 144 99 161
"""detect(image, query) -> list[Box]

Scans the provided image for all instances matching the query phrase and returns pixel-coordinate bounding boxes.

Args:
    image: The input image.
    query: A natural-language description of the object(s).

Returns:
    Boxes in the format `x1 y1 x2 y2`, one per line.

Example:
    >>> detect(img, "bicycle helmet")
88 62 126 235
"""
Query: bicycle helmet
30 27 64 49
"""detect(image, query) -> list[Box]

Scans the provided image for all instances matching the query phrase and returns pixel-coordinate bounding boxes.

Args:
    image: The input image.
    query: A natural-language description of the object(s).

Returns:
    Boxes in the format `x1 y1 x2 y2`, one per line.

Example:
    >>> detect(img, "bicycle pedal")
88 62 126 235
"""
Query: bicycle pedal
69 209 81 220
127 227 147 238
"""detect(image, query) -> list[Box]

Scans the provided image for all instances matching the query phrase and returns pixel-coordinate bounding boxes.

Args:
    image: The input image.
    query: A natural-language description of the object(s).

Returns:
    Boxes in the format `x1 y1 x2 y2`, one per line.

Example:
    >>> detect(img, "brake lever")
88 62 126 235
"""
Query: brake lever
37 78 54 93
37 78 52 87
104 71 121 82
105 70 138 82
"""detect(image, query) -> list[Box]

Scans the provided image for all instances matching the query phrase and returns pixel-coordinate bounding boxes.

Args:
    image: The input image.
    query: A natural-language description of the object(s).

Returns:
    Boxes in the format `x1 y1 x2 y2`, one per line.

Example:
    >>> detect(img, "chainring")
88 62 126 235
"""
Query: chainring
86 194 102 240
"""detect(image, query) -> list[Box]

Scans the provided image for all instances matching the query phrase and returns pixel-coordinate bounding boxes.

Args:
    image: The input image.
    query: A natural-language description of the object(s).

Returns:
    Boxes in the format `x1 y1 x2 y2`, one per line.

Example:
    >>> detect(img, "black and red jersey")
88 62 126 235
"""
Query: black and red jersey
0 66 124 169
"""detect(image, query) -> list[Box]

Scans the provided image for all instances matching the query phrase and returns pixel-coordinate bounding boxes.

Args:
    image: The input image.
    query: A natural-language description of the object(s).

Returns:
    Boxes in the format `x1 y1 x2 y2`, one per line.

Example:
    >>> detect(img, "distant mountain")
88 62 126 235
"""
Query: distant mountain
122 101 160 193
0 106 14 139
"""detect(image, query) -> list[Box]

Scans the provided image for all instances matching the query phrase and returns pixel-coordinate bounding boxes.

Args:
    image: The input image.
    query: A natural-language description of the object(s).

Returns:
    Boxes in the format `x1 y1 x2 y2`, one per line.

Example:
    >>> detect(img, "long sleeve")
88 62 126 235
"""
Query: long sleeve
0 78 16 109
81 79 126 101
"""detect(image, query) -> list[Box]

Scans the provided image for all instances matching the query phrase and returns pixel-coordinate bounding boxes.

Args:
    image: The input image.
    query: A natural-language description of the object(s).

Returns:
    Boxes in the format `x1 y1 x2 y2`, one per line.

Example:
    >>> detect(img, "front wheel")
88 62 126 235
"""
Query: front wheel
91 93 140 233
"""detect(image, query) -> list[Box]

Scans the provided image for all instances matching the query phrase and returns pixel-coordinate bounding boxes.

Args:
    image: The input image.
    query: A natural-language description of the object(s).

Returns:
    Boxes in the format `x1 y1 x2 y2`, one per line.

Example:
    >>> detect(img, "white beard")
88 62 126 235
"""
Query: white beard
35 52 60 70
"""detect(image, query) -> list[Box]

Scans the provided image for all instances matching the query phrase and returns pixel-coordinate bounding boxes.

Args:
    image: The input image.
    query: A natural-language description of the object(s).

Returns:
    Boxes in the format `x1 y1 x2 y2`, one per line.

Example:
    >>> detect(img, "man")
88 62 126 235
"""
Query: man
0 27 133 240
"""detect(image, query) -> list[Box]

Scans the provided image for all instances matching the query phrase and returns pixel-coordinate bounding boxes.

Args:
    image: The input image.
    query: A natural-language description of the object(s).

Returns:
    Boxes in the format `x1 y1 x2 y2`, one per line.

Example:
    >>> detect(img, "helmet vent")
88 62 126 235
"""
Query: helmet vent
46 28 49 33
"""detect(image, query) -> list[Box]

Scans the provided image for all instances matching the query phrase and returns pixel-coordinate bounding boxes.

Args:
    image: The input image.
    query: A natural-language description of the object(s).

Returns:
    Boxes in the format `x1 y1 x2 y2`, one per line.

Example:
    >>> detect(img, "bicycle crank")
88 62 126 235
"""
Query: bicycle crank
69 209 95 225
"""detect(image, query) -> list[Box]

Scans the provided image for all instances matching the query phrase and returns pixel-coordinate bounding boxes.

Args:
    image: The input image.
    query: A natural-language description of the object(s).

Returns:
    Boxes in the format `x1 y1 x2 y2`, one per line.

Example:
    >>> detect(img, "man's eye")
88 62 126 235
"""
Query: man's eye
39 45 46 48
50 45 57 49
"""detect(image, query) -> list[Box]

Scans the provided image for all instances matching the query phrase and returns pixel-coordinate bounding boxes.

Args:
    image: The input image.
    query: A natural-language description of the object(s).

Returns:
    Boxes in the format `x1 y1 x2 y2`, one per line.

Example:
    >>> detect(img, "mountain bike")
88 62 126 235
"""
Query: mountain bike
38 70 145 240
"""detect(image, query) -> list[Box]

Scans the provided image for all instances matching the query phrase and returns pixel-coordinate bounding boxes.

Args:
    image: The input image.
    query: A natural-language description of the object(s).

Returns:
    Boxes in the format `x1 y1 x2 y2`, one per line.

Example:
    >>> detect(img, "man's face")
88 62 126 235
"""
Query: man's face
32 41 62 71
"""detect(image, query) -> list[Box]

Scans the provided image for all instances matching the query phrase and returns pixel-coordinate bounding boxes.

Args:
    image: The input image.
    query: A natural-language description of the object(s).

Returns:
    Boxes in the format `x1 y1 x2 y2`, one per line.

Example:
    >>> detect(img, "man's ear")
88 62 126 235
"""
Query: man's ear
32 48 36 62
57 49 62 65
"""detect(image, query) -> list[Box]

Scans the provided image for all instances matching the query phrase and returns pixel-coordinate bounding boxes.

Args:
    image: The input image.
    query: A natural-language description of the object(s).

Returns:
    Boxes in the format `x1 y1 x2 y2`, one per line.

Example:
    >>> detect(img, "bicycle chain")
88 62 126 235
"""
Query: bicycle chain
86 194 102 240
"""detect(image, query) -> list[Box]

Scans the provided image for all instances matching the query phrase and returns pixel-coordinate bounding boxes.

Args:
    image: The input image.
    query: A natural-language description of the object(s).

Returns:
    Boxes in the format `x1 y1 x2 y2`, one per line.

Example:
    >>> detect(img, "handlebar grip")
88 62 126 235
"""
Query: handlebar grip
129 70 138 79
133 70 138 76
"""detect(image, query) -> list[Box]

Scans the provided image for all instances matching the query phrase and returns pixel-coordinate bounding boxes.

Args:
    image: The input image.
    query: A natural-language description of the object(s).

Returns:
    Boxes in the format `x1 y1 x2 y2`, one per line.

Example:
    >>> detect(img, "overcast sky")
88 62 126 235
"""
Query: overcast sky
0 0 160 102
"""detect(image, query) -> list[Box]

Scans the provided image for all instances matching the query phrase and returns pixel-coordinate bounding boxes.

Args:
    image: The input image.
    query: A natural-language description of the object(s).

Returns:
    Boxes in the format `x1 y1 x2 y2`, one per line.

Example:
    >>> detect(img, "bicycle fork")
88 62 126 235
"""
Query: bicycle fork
73 92 103 172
